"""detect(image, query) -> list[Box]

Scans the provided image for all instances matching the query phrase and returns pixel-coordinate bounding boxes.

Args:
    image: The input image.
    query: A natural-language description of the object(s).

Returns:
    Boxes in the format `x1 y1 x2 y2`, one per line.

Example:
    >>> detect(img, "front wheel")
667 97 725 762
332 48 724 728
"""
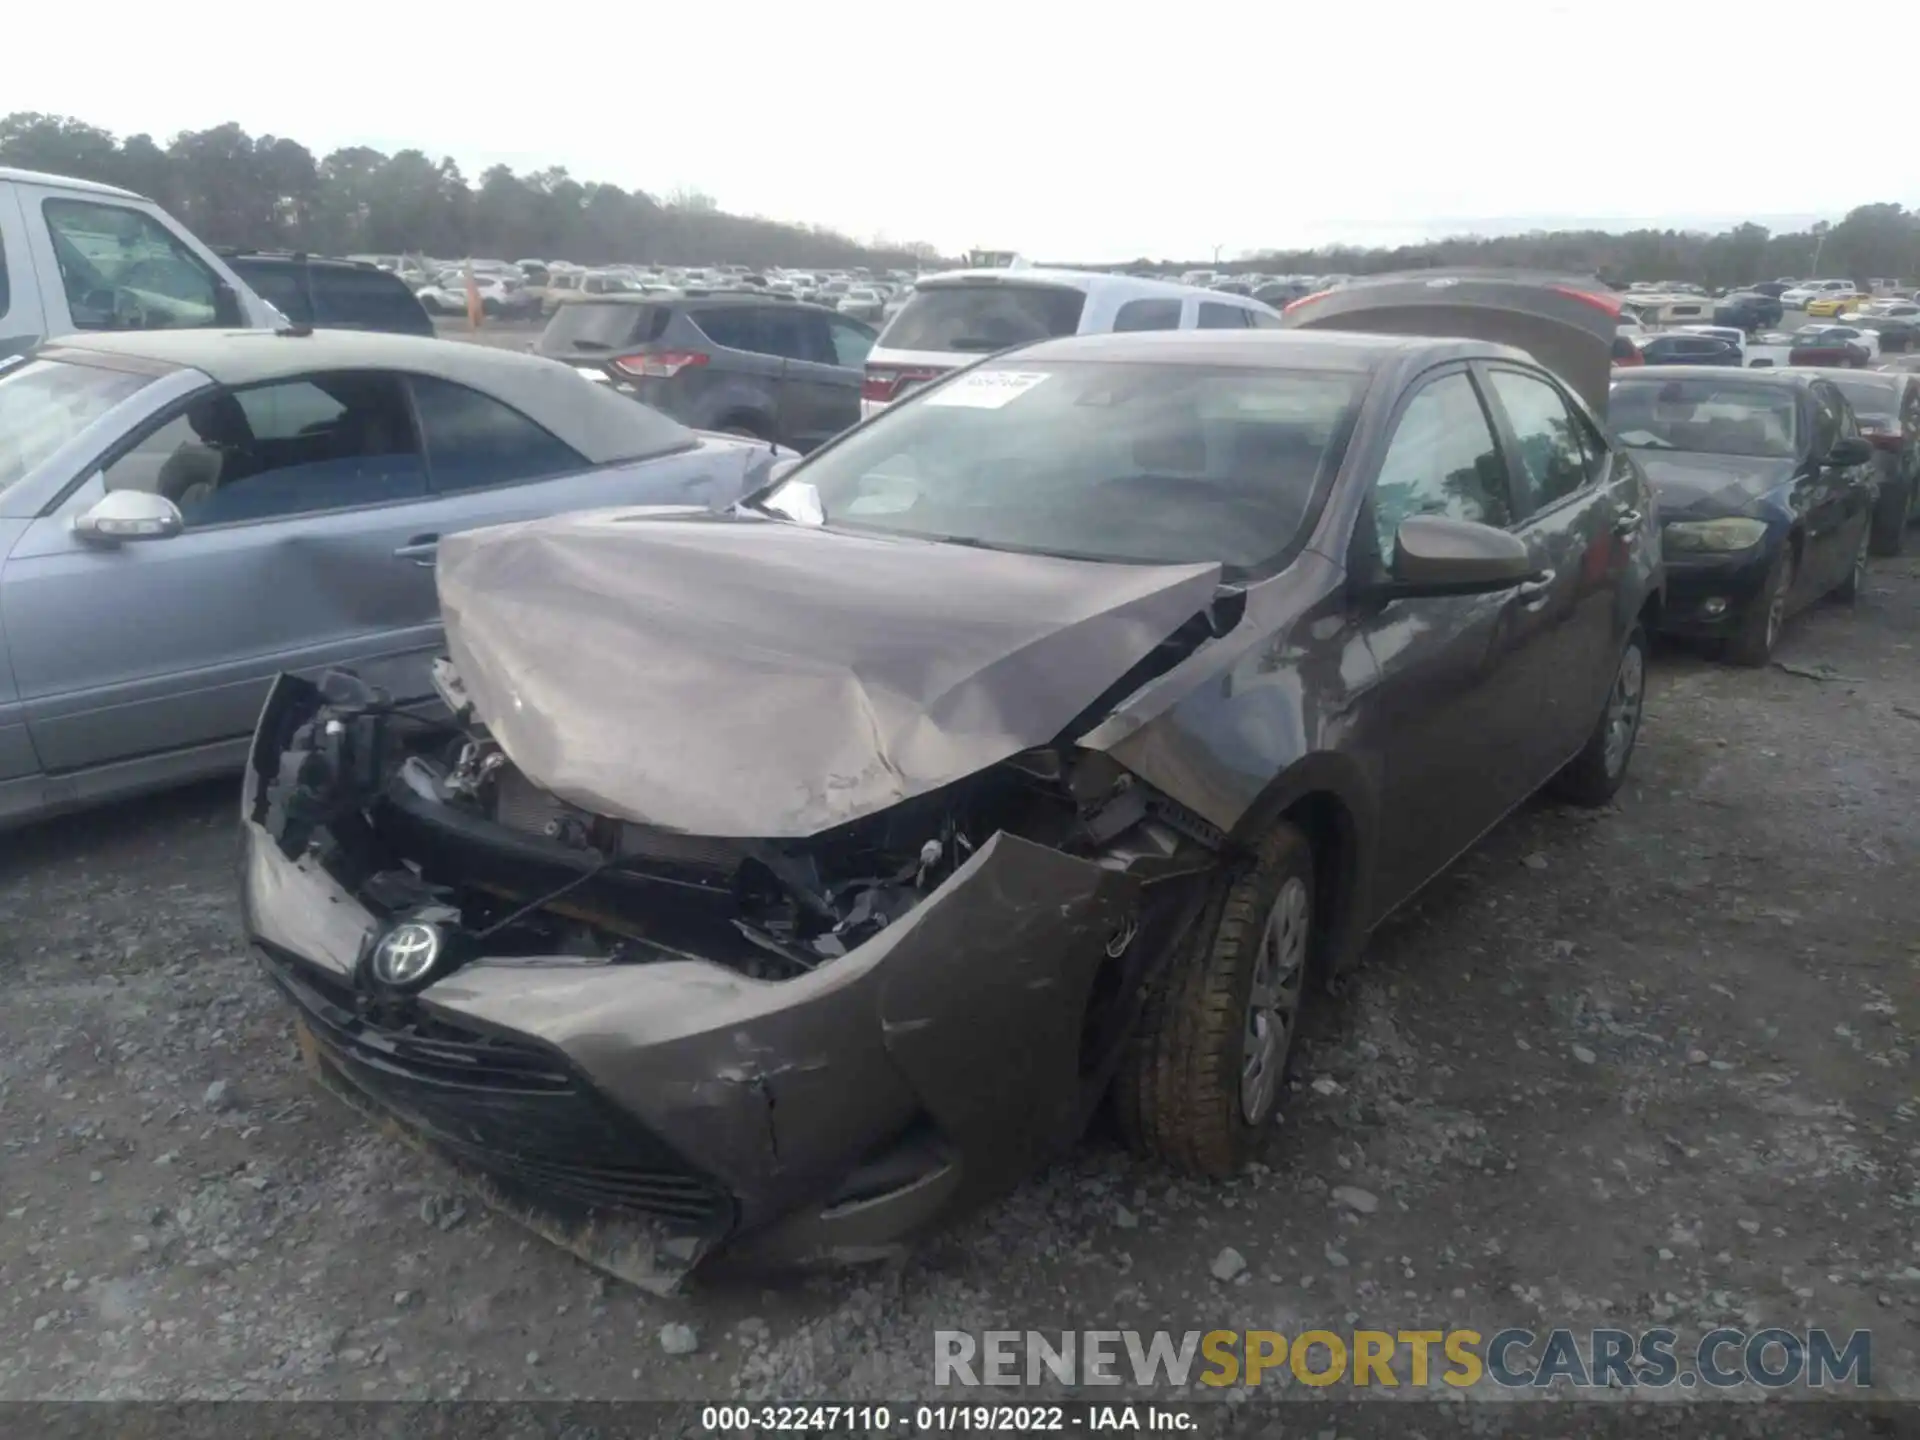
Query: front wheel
1114 822 1314 1178
1831 524 1869 604
1549 626 1647 806
1869 477 1910 556
1724 545 1794 666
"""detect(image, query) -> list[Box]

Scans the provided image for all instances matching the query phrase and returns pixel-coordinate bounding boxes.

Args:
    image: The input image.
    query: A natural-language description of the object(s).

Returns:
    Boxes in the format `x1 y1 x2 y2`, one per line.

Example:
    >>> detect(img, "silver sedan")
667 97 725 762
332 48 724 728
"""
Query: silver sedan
0 328 784 826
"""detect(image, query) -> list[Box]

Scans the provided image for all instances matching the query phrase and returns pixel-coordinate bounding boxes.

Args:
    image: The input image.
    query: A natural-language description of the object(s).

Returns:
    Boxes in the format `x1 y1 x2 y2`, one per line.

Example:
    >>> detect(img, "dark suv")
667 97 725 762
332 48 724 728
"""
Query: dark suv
535 292 877 451
219 252 435 337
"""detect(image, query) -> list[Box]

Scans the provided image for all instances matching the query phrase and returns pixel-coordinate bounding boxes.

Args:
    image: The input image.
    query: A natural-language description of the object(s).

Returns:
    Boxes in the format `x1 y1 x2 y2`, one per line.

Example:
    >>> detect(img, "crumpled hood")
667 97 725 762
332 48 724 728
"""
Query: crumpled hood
435 510 1222 838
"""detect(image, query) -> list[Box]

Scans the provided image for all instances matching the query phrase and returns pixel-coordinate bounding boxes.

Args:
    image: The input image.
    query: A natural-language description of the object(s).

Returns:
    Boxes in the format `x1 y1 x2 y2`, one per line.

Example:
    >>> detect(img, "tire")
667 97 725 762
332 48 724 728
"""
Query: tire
1830 523 1869 604
1114 821 1314 1178
1724 544 1794 667
1869 476 1910 557
1549 626 1648 807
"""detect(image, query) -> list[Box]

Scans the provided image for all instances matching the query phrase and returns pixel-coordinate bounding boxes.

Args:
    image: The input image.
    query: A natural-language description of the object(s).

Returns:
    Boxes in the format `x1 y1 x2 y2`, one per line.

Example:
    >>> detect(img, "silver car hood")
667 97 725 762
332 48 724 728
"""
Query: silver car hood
435 510 1222 838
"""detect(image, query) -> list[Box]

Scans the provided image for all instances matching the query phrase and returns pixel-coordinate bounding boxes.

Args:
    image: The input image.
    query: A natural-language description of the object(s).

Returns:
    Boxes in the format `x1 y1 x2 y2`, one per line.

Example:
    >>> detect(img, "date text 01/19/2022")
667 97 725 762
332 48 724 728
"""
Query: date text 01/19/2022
698 1404 1196 1431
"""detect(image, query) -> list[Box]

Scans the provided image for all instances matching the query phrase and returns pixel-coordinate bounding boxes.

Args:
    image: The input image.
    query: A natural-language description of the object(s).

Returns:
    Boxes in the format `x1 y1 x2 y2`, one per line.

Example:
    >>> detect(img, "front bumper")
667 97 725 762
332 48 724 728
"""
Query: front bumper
1652 542 1778 638
240 677 1160 1287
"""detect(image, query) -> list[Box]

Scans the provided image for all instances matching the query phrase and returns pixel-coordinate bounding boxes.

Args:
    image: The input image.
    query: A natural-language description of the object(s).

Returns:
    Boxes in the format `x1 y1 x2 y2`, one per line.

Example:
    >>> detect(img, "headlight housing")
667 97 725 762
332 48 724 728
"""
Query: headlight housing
1663 517 1769 553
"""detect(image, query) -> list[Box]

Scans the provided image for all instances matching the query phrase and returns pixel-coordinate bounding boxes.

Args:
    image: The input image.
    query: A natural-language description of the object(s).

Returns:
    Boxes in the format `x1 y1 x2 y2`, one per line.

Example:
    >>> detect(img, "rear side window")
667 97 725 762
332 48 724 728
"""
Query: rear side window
309 266 433 336
1197 302 1251 330
410 375 585 492
1485 369 1592 511
693 306 812 360
1113 298 1182 332
228 260 313 324
43 198 224 332
878 283 1086 354
542 302 667 351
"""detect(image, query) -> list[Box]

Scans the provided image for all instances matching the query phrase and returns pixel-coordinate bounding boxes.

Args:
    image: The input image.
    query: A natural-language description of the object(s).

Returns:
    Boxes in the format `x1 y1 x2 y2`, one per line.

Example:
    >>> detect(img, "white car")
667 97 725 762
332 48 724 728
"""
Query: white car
416 274 526 316
1779 279 1859 309
1840 300 1920 324
859 269 1282 417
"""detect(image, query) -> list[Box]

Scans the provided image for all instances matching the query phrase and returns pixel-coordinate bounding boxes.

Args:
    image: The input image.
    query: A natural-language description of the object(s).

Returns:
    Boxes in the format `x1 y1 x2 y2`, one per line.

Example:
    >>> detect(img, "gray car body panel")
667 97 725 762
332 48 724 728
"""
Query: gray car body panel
435 510 1222 837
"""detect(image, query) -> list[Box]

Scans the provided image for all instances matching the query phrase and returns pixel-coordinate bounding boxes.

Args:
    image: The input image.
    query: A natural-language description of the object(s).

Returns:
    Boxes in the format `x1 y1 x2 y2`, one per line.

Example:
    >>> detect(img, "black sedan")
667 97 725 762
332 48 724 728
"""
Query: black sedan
1714 291 1784 331
1802 368 1920 555
1637 333 1742 366
1611 367 1879 664
241 273 1661 1289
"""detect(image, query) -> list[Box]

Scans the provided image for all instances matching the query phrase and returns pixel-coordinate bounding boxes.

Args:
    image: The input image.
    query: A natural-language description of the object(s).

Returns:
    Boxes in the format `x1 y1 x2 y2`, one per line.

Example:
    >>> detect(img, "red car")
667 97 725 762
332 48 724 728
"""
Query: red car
1789 326 1871 368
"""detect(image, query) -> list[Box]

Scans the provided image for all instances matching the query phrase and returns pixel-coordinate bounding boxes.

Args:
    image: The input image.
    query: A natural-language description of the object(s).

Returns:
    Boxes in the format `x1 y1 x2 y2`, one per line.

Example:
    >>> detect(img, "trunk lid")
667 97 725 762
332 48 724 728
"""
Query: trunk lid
1281 269 1620 418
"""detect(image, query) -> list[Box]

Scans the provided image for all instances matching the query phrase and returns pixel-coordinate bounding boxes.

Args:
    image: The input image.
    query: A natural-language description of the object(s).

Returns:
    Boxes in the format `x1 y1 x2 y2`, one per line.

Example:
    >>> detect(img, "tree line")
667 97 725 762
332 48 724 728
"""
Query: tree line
1125 205 1920 290
7 112 1916 287
0 113 944 272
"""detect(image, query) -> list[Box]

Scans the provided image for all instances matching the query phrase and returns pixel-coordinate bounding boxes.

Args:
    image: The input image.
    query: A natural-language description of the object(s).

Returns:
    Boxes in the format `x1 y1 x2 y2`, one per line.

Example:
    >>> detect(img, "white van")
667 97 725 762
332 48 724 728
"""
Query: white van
860 268 1281 417
0 167 279 362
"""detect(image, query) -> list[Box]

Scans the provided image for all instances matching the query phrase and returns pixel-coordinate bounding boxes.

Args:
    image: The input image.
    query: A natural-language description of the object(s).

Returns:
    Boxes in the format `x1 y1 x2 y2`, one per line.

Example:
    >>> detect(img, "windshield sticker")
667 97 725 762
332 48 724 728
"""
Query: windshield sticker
924 371 1051 409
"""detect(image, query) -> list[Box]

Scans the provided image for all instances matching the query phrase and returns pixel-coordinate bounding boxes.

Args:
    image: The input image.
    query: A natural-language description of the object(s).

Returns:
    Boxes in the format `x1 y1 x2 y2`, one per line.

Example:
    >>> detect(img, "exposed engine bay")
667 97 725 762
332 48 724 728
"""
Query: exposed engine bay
255 663 1225 990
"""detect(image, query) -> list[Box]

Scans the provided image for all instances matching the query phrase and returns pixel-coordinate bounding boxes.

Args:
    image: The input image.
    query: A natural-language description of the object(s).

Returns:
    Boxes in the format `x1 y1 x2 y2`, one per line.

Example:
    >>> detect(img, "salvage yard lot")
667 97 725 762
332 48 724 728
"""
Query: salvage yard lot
2 561 1917 1402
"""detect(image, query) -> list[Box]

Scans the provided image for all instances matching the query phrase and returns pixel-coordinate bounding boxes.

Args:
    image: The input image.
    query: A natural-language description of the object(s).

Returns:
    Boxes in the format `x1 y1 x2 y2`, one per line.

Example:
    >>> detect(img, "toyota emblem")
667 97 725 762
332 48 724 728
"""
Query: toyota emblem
371 922 443 988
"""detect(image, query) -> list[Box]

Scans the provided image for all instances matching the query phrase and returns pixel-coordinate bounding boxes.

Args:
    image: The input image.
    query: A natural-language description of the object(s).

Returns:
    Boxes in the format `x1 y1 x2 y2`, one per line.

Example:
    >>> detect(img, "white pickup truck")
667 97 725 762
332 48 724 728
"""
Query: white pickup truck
0 167 279 363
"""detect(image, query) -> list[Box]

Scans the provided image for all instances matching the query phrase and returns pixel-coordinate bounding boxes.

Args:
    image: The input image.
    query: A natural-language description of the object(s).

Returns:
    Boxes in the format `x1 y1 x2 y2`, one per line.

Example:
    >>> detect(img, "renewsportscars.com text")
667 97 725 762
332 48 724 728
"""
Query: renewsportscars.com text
934 1328 1872 1390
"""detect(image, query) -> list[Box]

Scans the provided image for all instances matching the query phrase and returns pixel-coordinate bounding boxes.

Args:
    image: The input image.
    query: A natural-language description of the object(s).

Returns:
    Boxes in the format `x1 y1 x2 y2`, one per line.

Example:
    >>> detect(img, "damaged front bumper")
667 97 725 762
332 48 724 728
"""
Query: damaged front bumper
242 673 1212 1289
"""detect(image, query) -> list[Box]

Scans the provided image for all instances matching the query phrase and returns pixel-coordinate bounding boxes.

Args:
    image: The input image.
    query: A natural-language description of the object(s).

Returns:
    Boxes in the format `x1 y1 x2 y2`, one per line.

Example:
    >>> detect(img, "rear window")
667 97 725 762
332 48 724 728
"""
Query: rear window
227 259 312 324
878 282 1087 354
1827 377 1899 415
309 266 434 336
540 302 669 351
0 357 157 499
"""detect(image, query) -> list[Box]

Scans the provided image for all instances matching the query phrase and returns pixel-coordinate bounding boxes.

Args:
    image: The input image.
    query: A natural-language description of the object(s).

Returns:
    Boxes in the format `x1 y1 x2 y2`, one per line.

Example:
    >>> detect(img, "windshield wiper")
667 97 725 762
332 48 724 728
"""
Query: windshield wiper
565 339 614 351
943 337 1016 352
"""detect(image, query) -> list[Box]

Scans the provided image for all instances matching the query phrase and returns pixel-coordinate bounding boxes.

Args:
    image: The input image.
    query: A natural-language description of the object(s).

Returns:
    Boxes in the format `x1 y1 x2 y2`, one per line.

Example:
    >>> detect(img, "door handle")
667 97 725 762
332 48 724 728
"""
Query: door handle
1613 508 1642 537
393 534 439 566
1515 568 1557 608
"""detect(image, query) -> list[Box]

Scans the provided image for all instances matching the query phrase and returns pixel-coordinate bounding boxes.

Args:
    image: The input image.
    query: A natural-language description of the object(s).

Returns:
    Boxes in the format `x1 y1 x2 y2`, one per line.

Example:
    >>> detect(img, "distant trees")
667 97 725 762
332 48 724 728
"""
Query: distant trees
1224 206 1920 288
0 112 940 272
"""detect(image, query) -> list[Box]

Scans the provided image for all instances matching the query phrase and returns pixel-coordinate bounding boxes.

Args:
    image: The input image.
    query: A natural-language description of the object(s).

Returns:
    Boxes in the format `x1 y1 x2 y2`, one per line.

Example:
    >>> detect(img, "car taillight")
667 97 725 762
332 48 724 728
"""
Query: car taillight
861 365 942 403
1283 289 1333 314
612 350 708 378
1550 284 1623 318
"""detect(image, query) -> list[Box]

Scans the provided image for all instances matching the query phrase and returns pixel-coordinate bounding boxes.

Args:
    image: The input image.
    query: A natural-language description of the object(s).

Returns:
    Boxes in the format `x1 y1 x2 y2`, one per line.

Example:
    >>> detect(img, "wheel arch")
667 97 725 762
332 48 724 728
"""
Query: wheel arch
1225 754 1374 986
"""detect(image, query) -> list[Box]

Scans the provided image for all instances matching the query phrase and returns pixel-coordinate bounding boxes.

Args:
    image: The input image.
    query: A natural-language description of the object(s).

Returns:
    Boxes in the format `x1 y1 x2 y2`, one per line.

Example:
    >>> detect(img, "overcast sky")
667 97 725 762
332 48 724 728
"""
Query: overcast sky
15 0 1913 261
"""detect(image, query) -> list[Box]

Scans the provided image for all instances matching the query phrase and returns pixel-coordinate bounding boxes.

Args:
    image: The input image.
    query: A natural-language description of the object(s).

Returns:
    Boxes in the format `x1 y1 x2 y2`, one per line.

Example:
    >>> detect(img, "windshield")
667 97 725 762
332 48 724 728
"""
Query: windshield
1610 379 1799 459
768 361 1367 574
0 358 157 499
879 282 1088 354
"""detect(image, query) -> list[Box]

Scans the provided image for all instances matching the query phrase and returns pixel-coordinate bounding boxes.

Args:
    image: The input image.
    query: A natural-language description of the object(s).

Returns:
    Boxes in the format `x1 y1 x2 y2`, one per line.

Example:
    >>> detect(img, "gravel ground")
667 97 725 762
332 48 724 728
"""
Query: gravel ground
2 553 1917 1407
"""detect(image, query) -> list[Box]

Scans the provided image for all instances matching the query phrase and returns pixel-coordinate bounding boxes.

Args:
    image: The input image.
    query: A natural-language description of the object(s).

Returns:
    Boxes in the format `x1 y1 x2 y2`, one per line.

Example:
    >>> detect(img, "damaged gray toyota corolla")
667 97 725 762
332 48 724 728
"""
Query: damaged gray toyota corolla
241 272 1663 1291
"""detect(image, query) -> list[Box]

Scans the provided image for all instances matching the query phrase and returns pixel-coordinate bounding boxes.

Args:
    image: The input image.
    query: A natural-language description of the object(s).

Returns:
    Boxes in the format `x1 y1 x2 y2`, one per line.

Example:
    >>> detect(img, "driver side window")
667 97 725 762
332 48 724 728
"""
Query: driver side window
103 374 427 526
1368 372 1513 560
43 198 222 332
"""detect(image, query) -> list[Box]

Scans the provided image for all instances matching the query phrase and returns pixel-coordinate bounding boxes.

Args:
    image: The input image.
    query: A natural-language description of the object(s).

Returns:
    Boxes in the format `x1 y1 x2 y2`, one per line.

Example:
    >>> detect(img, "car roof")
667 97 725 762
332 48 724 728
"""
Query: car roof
1622 365 1816 387
220 251 395 274
916 267 1272 306
1009 326 1528 372
41 328 688 464
0 165 144 200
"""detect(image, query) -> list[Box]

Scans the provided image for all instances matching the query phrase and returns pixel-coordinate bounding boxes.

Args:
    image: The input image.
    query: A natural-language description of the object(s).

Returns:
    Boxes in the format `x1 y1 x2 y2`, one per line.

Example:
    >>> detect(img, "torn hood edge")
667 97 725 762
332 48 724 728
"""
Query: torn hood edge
436 512 1226 839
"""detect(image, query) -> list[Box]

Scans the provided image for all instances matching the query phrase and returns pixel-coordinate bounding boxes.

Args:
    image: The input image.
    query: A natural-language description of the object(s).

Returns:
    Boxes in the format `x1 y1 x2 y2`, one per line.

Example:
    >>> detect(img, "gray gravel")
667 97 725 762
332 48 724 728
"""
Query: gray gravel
2 555 1917 1402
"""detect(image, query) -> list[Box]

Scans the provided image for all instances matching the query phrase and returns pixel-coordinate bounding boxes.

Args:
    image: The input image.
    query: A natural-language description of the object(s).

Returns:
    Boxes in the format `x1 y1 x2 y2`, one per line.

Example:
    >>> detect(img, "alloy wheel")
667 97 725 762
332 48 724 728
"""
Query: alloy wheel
1603 642 1645 779
1764 557 1792 650
1240 876 1310 1124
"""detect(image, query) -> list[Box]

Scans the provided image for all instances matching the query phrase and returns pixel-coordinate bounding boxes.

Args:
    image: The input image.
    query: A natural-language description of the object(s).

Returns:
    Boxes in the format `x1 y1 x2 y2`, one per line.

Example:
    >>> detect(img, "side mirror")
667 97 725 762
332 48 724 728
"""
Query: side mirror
1825 436 1872 467
1385 515 1538 596
73 489 184 545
